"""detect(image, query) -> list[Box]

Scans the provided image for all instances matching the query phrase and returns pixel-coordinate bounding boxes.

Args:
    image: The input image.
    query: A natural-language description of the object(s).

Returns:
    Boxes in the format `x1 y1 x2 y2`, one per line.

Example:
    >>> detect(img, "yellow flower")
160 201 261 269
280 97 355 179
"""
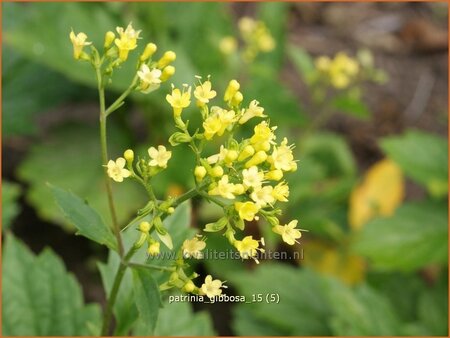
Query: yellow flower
219 36 237 55
148 145 172 168
115 23 141 61
250 185 275 207
268 137 296 172
272 182 289 202
194 166 207 181
328 52 360 89
242 166 264 189
166 86 191 117
315 56 331 72
202 107 235 140
124 149 134 162
265 169 283 181
238 100 266 124
201 275 226 299
182 237 206 259
208 175 235 199
157 51 176 68
69 30 92 60
137 64 161 94
250 121 276 152
104 31 115 49
245 151 267 168
147 241 160 256
160 66 175 82
349 159 404 230
234 236 264 263
140 42 157 61
208 146 238 166
194 80 217 106
238 145 255 162
273 220 302 245
224 79 240 102
258 33 275 52
234 201 260 221
106 157 130 182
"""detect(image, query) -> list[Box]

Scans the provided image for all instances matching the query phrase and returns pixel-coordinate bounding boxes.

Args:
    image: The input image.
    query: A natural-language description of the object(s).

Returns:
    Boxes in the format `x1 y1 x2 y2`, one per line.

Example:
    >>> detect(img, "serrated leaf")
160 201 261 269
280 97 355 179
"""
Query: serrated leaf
17 124 145 230
354 201 448 271
50 184 117 250
2 181 21 231
132 267 162 335
2 234 101 336
380 130 448 197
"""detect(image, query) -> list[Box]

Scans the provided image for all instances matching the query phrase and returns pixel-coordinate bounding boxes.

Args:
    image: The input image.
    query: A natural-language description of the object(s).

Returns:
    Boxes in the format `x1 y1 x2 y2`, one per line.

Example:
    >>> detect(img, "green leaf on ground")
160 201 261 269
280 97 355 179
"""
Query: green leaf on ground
2 181 21 231
354 201 448 271
2 234 101 336
380 130 448 197
131 267 162 335
17 123 146 230
50 184 117 251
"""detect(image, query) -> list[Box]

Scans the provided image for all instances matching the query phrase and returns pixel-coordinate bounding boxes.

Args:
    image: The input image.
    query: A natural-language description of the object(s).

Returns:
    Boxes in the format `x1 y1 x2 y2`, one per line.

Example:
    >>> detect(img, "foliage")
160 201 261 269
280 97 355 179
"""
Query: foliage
2 181 21 231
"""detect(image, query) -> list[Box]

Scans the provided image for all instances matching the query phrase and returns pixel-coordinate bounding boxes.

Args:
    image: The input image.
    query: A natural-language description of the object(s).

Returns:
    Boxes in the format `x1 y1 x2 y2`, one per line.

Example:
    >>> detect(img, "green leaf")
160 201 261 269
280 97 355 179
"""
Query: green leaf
2 234 101 336
288 45 315 82
230 264 332 335
380 130 448 197
50 184 117 250
323 279 402 335
354 201 448 271
2 181 21 231
98 251 138 335
17 123 145 230
331 94 370 119
131 267 162 335
133 301 215 336
417 278 448 336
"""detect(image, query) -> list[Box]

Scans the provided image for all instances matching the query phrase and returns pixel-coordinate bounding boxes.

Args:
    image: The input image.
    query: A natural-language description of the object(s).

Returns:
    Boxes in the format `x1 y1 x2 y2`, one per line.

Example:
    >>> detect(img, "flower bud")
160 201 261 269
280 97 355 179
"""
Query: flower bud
194 166 207 181
238 145 255 162
169 131 191 146
266 216 279 227
225 150 238 163
124 149 134 162
231 91 243 106
168 207 175 214
160 65 175 82
134 232 147 249
224 79 240 102
265 169 283 181
147 241 160 256
157 51 176 68
139 221 151 233
204 217 228 232
233 184 245 195
245 151 267 168
104 31 115 49
182 280 196 293
211 166 224 178
140 43 157 61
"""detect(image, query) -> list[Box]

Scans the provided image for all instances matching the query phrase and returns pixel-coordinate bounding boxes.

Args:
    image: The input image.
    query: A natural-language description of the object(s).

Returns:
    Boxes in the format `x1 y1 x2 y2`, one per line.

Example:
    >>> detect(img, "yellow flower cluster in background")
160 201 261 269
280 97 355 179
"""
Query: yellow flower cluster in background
219 16 275 63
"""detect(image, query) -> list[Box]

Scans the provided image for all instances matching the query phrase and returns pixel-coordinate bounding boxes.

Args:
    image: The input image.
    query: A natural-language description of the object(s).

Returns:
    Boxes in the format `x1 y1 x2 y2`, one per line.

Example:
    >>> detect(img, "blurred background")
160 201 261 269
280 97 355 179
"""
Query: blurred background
2 2 448 336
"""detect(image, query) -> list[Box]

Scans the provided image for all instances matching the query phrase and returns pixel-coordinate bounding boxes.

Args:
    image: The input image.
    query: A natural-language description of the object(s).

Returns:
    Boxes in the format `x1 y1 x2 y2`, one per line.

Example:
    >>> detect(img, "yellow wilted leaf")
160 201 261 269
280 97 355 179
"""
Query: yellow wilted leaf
302 240 366 285
349 158 404 230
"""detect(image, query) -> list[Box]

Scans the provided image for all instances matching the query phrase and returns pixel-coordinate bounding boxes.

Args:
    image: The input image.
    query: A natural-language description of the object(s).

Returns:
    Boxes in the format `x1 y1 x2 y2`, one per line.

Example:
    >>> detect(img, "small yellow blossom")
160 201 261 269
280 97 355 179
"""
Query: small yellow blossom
201 275 226 299
148 145 172 168
238 145 255 162
268 138 296 172
194 80 217 106
265 169 283 181
202 107 235 140
239 100 266 124
160 66 175 82
182 237 206 259
147 241 160 256
157 51 176 68
211 166 224 178
233 184 245 195
230 91 243 106
139 221 151 233
183 281 196 293
317 52 360 89
69 30 92 60
245 151 267 168
115 23 141 61
242 166 264 189
235 201 260 221
106 157 131 182
140 42 157 61
219 36 237 55
137 64 161 93
209 175 235 199
234 235 264 263
315 56 331 72
250 121 276 152
273 220 302 245
272 182 289 202
104 31 115 49
124 149 134 162
251 185 275 207
166 86 191 117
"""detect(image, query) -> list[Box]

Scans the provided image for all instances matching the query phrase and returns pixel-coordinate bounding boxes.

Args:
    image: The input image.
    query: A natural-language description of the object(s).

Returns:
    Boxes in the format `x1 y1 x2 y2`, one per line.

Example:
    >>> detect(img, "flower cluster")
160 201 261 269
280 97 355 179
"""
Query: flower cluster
166 77 304 263
313 49 388 90
70 23 176 94
219 16 275 62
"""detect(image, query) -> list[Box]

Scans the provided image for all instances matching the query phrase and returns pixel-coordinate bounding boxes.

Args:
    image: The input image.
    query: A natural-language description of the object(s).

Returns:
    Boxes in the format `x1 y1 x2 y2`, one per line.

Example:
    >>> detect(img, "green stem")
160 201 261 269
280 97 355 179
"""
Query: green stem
127 262 176 272
198 190 227 208
96 66 124 257
104 75 139 117
101 248 136 336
